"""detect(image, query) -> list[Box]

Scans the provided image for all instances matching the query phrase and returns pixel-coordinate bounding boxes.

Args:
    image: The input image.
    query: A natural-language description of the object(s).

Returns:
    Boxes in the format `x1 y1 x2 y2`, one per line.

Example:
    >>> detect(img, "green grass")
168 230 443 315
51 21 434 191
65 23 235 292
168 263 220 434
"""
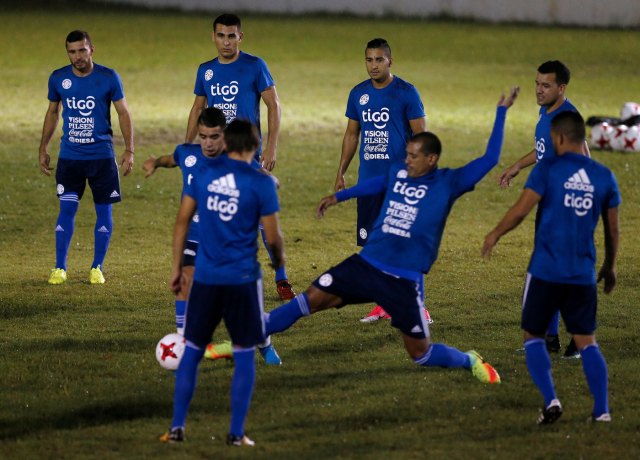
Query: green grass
1 7 640 459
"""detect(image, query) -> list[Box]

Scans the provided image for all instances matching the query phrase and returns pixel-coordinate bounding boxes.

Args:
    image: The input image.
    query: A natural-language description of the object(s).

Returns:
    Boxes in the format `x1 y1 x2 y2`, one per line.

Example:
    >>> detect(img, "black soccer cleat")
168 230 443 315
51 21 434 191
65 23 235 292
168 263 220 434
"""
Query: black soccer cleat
537 399 563 425
226 433 255 447
545 335 561 353
562 338 581 359
160 427 185 443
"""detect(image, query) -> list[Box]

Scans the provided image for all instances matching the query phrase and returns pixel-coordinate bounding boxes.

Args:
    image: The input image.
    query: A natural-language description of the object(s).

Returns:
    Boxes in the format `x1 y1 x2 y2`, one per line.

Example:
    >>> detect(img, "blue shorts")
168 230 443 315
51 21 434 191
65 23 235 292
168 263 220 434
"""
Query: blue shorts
184 279 266 348
356 192 385 246
521 273 597 336
182 240 199 267
312 254 429 339
55 158 121 204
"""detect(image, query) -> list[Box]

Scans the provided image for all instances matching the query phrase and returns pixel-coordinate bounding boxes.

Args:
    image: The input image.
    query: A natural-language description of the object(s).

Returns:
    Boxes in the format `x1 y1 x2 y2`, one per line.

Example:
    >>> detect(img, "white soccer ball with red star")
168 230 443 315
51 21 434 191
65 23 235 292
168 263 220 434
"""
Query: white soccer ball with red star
156 333 185 370
621 102 640 121
590 122 614 150
621 125 640 152
609 125 629 151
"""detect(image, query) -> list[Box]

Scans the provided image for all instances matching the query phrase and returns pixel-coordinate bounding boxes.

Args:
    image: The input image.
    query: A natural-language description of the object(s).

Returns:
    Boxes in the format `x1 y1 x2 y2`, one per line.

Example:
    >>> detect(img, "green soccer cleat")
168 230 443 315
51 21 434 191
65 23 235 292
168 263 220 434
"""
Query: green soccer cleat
89 265 105 284
204 340 233 360
466 350 501 384
48 268 67 285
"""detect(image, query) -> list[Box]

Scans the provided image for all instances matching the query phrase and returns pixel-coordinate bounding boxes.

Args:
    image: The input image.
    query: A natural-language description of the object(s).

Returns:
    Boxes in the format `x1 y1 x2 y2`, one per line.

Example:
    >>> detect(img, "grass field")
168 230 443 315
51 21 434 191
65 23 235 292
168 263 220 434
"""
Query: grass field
1 6 639 459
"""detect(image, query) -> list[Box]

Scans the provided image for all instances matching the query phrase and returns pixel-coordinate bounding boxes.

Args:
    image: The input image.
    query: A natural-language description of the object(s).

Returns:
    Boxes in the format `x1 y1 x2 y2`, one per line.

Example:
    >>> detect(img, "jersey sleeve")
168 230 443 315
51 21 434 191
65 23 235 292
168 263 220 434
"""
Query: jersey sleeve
345 88 359 121
405 85 426 120
110 70 125 102
255 58 275 93
259 176 280 216
47 73 61 102
183 167 197 199
172 146 182 165
193 64 207 97
524 161 548 197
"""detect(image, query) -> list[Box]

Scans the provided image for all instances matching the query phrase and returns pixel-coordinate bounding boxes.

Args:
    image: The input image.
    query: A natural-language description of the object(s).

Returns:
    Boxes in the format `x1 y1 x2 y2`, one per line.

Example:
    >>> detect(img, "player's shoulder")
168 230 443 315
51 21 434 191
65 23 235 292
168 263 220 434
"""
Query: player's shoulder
50 65 72 79
352 79 373 92
392 76 418 91
93 63 119 78
238 51 264 64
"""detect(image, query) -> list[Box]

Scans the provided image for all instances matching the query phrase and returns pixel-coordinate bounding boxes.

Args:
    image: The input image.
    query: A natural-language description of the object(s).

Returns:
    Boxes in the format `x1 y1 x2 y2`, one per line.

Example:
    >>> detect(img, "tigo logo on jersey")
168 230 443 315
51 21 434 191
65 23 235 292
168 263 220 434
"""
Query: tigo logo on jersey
207 174 240 222
359 94 369 105
362 108 390 129
62 79 72 90
210 81 239 102
66 96 96 116
564 168 593 217
393 181 428 205
185 155 197 167
204 69 214 81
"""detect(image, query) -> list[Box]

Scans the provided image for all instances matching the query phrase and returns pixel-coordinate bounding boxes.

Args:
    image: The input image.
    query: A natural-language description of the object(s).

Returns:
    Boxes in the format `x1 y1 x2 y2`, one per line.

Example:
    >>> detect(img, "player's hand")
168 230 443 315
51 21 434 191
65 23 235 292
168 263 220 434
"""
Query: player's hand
481 232 499 258
39 151 52 176
498 164 520 188
597 265 617 294
260 146 277 172
334 175 346 192
121 150 134 176
498 86 520 109
317 194 338 218
169 270 182 294
142 156 157 178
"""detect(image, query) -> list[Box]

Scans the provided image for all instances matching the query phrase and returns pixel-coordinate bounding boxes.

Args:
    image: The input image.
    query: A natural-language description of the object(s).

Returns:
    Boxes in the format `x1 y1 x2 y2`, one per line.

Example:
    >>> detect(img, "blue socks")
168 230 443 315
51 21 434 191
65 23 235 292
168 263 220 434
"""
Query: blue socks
259 224 288 282
547 311 560 336
92 203 113 269
581 344 609 417
175 300 186 333
413 343 470 368
524 338 557 406
229 348 256 437
55 195 79 270
171 344 204 429
265 293 310 336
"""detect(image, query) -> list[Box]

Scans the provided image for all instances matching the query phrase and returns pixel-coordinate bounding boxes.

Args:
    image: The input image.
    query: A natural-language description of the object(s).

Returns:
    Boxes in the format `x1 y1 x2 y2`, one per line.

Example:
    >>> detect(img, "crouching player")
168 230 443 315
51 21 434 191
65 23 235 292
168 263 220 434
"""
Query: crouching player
160 120 285 446
263 88 519 386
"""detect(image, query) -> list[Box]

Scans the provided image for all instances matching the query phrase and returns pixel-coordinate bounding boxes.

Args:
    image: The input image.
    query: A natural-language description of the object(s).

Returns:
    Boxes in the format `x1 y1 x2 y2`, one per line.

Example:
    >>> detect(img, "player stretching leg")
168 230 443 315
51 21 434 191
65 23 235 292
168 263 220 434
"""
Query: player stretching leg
263 88 519 388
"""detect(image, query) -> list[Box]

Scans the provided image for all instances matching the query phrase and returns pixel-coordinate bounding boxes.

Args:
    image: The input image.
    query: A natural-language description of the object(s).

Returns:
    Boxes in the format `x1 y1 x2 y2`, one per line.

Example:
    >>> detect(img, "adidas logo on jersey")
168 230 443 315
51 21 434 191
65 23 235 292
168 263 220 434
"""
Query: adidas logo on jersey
97 226 110 233
110 190 120 198
564 168 594 192
207 173 240 198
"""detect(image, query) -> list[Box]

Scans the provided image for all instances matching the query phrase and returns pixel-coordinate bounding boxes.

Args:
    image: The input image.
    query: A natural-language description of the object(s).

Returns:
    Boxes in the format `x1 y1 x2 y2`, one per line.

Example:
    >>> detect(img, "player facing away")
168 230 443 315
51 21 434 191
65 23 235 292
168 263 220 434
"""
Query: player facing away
143 108 282 365
39 30 134 285
335 37 429 323
160 120 285 446
483 111 620 424
185 13 294 301
498 61 589 357
263 88 520 388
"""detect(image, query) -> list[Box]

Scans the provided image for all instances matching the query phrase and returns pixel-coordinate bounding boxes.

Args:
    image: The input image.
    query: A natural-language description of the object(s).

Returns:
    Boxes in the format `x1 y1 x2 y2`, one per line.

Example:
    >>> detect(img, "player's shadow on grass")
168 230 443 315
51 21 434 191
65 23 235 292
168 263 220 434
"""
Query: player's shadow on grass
12 337 154 353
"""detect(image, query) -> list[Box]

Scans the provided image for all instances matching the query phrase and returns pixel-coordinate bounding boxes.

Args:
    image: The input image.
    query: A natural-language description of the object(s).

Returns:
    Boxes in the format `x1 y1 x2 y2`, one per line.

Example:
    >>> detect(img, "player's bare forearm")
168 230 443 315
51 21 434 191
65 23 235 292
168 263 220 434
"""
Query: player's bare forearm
143 154 177 177
336 134 359 191
499 148 536 188
115 99 135 176
261 213 285 269
261 86 281 171
185 96 206 143
598 206 619 293
317 194 338 218
39 102 60 176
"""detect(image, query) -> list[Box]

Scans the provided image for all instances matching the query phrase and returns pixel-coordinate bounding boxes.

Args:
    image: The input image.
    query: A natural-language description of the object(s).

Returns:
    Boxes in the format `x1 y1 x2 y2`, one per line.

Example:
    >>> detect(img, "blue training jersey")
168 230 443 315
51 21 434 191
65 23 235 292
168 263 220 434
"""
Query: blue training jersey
184 154 280 285
534 99 577 162
173 144 210 242
525 153 621 285
193 51 274 156
47 63 125 160
338 106 507 280
346 76 425 181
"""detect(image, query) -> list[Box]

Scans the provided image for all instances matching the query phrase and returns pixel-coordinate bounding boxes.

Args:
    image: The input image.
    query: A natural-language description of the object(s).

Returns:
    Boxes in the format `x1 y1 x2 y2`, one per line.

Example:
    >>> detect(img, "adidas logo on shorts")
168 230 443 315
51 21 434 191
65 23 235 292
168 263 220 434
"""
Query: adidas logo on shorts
110 190 120 198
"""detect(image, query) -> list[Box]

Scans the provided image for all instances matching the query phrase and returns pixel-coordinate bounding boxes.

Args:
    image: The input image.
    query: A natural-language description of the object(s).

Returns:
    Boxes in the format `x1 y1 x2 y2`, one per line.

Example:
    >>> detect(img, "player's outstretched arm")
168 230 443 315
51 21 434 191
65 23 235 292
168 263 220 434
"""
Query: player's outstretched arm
170 195 196 294
114 98 135 176
498 149 536 188
38 101 61 176
598 206 619 294
482 188 540 257
317 195 338 218
185 96 207 143
260 86 281 171
335 119 360 191
142 154 178 178
261 212 285 270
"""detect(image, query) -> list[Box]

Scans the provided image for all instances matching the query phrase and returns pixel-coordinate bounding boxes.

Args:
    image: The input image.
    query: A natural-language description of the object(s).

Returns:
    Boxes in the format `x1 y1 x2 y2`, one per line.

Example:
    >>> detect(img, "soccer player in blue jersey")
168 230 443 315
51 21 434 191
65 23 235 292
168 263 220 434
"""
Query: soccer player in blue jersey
160 120 285 446
143 108 282 365
335 37 429 323
499 61 589 357
39 30 134 285
483 111 620 424
261 88 519 390
185 13 295 301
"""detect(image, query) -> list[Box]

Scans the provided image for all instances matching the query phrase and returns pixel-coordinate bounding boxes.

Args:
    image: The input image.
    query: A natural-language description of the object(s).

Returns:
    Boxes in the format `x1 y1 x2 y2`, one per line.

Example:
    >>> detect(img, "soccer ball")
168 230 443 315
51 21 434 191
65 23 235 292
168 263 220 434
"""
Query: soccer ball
589 122 614 150
620 102 640 121
608 125 628 151
155 333 185 370
621 125 640 152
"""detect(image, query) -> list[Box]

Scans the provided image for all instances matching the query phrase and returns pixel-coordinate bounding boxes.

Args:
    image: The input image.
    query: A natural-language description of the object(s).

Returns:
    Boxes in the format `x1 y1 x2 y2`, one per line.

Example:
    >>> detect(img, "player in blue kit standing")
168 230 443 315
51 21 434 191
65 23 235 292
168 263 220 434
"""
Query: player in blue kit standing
39 30 134 285
499 61 589 357
160 120 285 446
335 38 429 323
261 88 519 389
483 111 620 424
143 108 282 364
186 13 295 301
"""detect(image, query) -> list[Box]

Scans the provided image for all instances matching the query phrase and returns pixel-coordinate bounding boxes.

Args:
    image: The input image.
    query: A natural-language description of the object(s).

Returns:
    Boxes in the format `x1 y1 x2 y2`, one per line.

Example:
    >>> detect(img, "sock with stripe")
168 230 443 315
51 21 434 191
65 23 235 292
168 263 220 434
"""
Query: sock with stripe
260 224 288 282
524 338 557 406
264 293 310 335
171 343 204 429
229 348 256 437
413 343 470 368
55 195 79 270
92 203 113 269
175 300 186 334
580 343 609 417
